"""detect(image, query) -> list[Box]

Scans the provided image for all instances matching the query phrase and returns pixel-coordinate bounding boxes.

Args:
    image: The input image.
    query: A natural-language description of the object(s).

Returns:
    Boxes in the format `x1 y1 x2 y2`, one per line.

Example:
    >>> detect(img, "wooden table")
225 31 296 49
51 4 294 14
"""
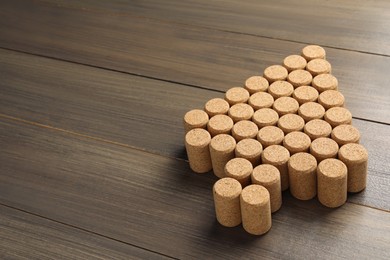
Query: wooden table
1 0 389 258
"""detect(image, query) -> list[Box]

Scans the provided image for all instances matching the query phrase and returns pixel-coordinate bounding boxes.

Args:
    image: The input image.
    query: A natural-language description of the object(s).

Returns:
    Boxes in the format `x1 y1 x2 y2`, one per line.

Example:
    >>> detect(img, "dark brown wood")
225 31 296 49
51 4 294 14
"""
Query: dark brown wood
0 205 170 259
0 0 390 123
0 118 389 259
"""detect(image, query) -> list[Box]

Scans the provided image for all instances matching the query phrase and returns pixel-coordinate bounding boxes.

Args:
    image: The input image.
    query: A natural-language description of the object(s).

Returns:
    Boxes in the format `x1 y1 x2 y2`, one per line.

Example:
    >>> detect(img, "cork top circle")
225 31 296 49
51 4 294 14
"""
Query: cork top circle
248 92 274 110
283 131 311 151
235 139 263 157
185 128 211 147
210 134 236 152
288 152 317 172
207 114 234 133
298 102 325 121
318 158 347 179
273 97 299 115
214 177 242 198
269 80 294 98
252 164 280 184
306 59 331 76
225 158 253 179
325 107 352 126
245 76 269 94
293 85 319 104
318 90 345 109
310 137 339 157
278 114 305 133
287 69 313 87
225 87 250 105
301 45 326 61
304 119 332 139
228 103 254 122
263 65 288 82
240 184 270 205
232 120 258 140
312 74 338 92
257 126 284 146
283 55 307 71
338 143 368 163
331 124 360 145
252 108 279 127
184 109 209 128
262 145 290 164
204 98 230 117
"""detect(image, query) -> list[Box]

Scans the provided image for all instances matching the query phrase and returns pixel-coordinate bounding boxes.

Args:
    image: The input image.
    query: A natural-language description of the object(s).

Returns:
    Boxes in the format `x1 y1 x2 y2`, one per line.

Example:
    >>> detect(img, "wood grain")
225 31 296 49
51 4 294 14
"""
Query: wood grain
0 205 170 259
0 0 389 123
0 118 389 259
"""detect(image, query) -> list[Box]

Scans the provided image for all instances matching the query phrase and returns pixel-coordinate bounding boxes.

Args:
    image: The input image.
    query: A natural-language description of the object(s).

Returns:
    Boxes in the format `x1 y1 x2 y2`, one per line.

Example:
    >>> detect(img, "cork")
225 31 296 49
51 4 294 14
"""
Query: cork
207 114 234 137
204 98 230 117
228 103 254 123
288 152 317 200
318 90 345 110
268 80 294 99
283 131 311 154
245 76 269 94
210 134 236 178
225 87 250 105
232 120 258 142
283 54 307 72
287 69 313 88
338 143 368 193
185 128 212 173
317 158 347 208
257 126 284 148
235 138 263 167
310 137 339 162
263 65 288 83
331 124 360 146
240 185 272 235
324 107 352 128
293 85 319 105
304 119 332 140
183 109 209 133
225 158 253 187
272 97 299 116
301 45 326 61
277 114 305 134
312 74 338 93
251 164 282 213
298 102 325 122
261 145 290 191
213 177 242 227
306 58 331 76
252 108 279 128
248 92 274 110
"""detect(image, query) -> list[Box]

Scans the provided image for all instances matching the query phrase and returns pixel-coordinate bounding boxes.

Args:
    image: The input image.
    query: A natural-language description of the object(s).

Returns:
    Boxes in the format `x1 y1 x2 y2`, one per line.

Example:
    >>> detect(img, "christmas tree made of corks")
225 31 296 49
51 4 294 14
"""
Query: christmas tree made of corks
183 45 368 235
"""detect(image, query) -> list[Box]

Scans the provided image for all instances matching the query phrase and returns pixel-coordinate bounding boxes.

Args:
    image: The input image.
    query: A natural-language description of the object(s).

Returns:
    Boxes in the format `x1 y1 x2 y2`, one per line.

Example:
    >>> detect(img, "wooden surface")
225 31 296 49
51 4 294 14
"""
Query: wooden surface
0 0 389 258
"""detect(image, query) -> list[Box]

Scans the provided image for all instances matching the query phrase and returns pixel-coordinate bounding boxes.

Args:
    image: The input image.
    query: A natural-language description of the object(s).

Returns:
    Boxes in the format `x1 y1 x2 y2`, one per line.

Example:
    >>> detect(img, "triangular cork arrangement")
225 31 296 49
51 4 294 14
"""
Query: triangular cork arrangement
183 45 368 235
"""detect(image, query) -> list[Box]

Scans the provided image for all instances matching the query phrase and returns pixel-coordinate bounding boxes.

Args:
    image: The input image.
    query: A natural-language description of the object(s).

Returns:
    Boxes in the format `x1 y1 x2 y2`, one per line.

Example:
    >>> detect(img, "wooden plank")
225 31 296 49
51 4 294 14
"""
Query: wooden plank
0 118 389 259
0 205 170 259
46 0 390 56
0 0 389 124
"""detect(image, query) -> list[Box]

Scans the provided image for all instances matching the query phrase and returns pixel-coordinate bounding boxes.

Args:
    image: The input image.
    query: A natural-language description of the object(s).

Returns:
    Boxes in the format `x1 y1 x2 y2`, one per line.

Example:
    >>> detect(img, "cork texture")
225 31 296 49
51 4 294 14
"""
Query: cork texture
283 131 311 154
252 108 279 128
263 65 288 83
261 145 290 191
257 126 285 148
204 98 230 117
298 102 325 122
185 129 212 173
225 158 253 187
306 58 331 76
331 124 360 146
213 177 242 227
251 164 282 213
207 114 234 137
287 69 313 88
240 185 272 235
268 80 294 99
232 120 258 142
228 103 254 123
283 54 307 72
304 119 332 140
273 97 299 116
235 138 263 167
324 107 353 128
310 137 339 162
317 158 347 208
245 76 269 94
312 74 338 93
210 134 236 178
318 90 345 110
225 87 250 105
248 92 274 110
301 45 326 61
338 143 368 193
293 85 319 105
183 109 209 133
288 152 317 200
277 114 305 134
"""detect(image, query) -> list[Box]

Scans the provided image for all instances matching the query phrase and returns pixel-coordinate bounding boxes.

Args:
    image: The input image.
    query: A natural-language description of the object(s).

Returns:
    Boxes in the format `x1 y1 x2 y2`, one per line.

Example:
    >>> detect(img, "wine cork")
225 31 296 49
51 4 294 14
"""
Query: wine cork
245 76 269 94
257 126 284 148
204 98 230 117
301 45 326 61
240 185 272 235
185 129 212 173
225 87 250 105
183 109 209 133
304 119 332 140
293 85 319 105
310 137 339 162
306 58 331 76
298 102 325 122
213 177 242 227
273 97 299 116
283 131 311 154
338 143 368 193
318 90 345 110
312 74 338 93
324 107 352 128
235 139 263 167
248 92 274 110
283 54 307 72
261 145 290 191
225 158 253 187
263 65 288 83
228 103 254 123
251 164 282 213
232 120 258 142
317 158 347 208
331 124 360 146
207 115 234 137
210 134 236 178
268 80 294 99
288 152 317 200
287 69 313 88
252 108 279 128
277 114 305 134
